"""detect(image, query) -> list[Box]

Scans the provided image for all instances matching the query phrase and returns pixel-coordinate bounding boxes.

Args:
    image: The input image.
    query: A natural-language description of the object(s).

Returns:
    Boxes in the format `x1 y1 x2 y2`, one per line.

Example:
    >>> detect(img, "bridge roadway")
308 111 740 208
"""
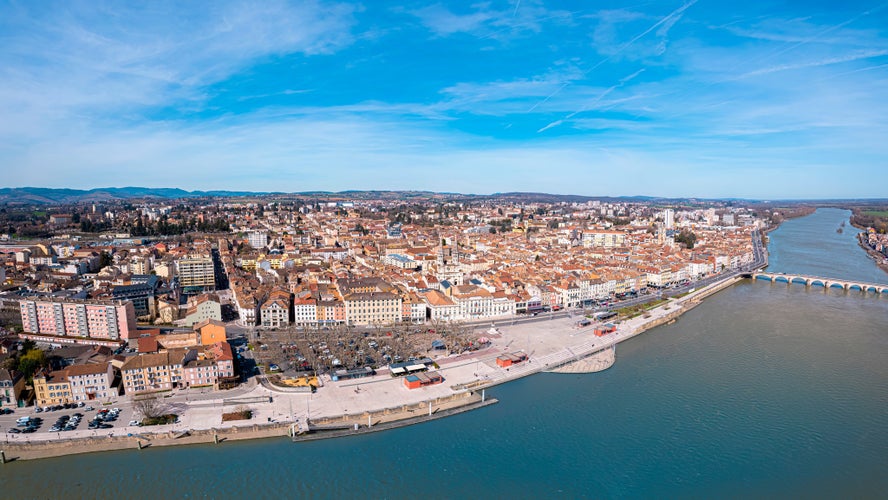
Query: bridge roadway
751 272 888 294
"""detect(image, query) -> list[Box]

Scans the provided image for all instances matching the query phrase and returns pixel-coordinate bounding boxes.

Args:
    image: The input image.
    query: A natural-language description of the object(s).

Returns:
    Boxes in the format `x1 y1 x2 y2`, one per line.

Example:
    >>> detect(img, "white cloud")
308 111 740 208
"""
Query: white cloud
0 0 359 140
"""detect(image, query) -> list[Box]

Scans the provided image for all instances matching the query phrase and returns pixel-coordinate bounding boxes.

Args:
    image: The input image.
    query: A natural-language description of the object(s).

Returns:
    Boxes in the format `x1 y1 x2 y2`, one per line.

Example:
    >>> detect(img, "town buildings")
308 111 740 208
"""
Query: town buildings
5 196 760 336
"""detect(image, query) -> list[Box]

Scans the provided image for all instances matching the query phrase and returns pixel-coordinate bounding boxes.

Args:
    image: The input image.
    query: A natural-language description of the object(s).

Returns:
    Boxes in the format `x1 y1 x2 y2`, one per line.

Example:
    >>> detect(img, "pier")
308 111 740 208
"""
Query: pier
751 272 888 294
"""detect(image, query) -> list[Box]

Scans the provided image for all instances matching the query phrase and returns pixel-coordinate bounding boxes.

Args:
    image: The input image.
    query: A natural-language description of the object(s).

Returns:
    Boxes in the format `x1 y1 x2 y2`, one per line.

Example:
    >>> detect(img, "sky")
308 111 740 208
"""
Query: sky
1 0 887 199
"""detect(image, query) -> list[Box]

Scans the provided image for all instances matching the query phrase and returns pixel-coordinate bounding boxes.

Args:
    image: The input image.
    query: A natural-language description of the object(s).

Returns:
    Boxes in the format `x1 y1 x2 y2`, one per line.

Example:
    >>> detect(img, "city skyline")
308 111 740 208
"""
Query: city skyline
2 1 887 199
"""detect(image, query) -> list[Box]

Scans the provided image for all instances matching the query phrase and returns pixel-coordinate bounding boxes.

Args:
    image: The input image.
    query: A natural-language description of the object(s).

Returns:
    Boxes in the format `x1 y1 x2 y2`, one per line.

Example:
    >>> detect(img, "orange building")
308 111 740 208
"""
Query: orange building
194 319 227 345
496 352 528 368
403 371 443 389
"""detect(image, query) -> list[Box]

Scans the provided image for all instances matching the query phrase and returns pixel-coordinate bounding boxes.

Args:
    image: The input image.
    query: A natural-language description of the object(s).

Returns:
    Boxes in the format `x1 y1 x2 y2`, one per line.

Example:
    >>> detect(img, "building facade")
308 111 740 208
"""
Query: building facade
344 292 401 326
121 349 193 395
19 297 138 341
177 254 215 292
33 370 73 406
66 362 115 402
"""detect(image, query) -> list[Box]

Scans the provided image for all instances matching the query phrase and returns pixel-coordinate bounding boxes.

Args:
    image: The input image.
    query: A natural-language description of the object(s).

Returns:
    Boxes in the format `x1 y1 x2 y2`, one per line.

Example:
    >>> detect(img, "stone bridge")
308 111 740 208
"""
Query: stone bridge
751 273 888 294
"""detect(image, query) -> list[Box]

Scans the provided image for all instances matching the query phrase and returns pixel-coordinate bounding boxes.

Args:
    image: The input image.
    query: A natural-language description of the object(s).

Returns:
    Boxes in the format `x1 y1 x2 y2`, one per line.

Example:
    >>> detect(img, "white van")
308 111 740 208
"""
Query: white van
16 416 31 424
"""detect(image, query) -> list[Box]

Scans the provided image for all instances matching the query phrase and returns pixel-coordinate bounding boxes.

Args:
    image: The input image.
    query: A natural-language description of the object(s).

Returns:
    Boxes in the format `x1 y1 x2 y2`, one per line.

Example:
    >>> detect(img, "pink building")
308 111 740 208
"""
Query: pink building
20 298 138 341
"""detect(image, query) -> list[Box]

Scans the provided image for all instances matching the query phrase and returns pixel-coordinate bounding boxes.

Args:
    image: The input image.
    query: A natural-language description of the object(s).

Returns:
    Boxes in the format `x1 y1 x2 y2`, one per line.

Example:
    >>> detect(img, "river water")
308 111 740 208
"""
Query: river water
3 208 887 498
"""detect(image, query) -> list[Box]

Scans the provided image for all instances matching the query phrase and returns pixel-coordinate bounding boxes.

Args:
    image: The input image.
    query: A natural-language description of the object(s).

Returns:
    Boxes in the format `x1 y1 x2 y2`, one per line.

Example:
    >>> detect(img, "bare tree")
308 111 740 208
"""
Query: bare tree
133 394 166 420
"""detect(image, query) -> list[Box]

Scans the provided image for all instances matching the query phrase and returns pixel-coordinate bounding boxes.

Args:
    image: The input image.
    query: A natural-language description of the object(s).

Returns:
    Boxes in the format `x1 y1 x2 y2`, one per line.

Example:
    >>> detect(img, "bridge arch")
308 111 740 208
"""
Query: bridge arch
829 282 846 290
848 284 864 291
809 279 826 287
774 276 790 283
790 277 807 285
754 274 774 282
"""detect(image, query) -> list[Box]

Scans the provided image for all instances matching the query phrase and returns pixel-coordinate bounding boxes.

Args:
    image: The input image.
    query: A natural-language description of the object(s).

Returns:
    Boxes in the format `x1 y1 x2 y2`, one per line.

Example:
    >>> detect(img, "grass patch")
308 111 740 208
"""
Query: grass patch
141 414 178 426
864 210 888 218
613 299 669 319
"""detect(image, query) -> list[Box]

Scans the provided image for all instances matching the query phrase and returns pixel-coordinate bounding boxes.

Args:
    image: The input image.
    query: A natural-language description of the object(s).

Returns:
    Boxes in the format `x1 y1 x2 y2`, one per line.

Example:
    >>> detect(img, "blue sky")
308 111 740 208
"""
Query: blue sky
1 0 887 199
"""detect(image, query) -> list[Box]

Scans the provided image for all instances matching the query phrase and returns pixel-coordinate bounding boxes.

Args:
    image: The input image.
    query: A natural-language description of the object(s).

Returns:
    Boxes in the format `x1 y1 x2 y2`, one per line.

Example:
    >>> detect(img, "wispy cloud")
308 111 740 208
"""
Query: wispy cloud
405 2 573 40
528 1 697 114
0 1 358 133
737 50 888 79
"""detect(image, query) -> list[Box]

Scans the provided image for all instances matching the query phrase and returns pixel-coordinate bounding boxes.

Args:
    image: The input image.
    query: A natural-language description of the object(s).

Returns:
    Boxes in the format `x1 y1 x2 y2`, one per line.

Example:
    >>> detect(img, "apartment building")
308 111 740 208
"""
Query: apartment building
33 370 73 406
183 359 218 388
177 253 215 292
260 289 291 328
293 296 318 325
449 285 515 319
66 362 115 402
121 349 194 395
582 230 626 248
181 293 223 327
183 341 235 389
344 292 401 326
19 297 138 342
0 369 24 408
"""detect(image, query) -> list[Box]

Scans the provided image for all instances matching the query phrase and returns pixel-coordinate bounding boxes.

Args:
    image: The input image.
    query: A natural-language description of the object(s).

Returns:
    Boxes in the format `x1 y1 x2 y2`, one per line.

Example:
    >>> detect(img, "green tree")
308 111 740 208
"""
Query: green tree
18 349 47 381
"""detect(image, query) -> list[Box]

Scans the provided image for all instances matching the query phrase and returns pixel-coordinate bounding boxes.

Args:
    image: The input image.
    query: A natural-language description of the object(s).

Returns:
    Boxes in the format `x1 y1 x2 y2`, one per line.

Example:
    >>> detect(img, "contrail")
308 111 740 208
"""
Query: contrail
526 0 698 113
723 1 888 82
541 68 646 132
528 82 570 112
537 120 563 133
513 0 520 17
588 0 698 73
738 49 888 79
765 1 888 63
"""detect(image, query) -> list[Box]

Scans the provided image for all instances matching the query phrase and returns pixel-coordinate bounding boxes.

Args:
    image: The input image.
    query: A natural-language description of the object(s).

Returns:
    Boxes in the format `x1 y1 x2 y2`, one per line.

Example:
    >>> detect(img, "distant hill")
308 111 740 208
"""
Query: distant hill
0 186 658 205
3 186 883 206
0 187 268 204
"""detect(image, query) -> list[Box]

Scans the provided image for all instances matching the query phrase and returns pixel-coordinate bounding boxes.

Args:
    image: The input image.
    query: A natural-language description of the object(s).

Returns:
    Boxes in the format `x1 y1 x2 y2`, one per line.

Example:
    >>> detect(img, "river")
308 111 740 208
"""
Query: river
2 208 887 498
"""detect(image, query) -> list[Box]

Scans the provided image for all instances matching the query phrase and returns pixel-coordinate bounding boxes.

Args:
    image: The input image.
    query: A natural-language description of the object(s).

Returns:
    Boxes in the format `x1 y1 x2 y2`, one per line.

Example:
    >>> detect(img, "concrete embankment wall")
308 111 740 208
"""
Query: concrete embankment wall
1 422 295 462
293 396 498 442
310 391 483 428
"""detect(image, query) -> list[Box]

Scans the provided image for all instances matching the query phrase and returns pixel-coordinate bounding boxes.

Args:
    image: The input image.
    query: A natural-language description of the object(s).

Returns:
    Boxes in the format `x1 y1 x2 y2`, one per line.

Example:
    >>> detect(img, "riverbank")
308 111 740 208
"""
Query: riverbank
0 273 749 463
853 231 888 275
2 422 292 462
1 392 498 461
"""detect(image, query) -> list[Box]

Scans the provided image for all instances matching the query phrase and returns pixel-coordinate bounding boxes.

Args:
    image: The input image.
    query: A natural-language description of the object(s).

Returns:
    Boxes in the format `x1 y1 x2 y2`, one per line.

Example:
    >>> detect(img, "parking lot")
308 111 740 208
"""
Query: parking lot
2 403 144 440
249 322 490 379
